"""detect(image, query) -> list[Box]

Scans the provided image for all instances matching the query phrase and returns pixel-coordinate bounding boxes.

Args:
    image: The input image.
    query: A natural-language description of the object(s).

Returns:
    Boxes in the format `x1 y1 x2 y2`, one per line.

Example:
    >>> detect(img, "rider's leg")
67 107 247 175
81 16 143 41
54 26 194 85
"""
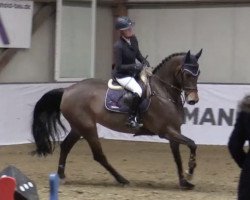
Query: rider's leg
116 77 143 128
128 92 142 126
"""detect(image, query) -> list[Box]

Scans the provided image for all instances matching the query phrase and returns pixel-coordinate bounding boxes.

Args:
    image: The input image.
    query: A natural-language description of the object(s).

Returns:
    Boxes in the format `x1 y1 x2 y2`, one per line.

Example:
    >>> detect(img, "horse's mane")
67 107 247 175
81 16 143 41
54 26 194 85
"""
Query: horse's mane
152 52 186 74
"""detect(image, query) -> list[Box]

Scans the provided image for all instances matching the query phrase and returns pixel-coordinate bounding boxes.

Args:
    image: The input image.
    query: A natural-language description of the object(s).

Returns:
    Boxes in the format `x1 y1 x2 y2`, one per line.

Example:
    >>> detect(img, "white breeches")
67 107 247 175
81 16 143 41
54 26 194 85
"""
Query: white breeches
116 77 142 97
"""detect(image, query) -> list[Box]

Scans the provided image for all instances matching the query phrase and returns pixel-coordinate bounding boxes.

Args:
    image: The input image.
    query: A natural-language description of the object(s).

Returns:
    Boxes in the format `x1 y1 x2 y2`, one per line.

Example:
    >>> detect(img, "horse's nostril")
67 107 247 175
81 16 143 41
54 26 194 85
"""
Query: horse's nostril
188 100 196 105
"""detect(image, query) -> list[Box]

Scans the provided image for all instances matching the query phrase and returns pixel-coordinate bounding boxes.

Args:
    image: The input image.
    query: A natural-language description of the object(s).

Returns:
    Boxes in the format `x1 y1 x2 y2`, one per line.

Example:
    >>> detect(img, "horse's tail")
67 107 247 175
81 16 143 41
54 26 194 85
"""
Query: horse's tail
32 88 66 156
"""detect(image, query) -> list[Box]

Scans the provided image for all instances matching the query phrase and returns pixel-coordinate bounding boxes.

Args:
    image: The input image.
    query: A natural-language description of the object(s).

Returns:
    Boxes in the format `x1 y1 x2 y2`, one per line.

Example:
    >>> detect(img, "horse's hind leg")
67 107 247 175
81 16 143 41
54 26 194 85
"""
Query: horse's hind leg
83 127 129 185
57 130 80 179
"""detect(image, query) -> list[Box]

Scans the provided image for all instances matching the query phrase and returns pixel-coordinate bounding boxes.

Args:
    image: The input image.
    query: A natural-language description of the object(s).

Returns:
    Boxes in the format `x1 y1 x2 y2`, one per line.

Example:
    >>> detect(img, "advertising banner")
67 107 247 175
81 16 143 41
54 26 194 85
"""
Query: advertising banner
0 0 33 48
0 83 250 145
183 84 250 145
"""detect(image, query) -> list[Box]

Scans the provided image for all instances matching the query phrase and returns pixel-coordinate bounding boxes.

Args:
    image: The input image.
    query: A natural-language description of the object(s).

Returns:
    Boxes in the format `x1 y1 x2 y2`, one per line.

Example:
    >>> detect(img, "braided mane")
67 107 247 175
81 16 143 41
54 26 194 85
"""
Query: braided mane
152 52 186 74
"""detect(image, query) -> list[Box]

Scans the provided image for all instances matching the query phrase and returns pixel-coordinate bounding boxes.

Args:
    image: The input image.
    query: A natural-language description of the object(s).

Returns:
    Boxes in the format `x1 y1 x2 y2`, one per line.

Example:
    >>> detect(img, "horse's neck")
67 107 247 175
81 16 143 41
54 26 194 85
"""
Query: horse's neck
151 58 183 104
155 57 181 86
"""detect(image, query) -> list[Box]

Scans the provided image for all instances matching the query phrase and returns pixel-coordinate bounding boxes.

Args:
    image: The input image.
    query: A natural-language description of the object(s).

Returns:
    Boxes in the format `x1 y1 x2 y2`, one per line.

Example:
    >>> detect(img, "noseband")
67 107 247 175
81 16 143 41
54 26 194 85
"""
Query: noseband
180 64 200 93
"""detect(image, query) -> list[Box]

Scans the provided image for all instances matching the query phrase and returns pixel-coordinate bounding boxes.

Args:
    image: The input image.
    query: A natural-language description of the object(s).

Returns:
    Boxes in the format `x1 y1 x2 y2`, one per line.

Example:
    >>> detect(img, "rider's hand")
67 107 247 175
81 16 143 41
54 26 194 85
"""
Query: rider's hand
142 59 150 68
134 63 143 71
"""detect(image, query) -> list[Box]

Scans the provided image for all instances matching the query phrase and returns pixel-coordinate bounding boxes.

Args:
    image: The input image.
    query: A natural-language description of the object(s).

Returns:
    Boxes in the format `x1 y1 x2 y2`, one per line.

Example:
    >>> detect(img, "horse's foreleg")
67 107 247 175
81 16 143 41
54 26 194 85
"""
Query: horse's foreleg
169 141 184 180
168 132 197 179
57 130 80 179
84 128 129 185
169 141 194 189
161 129 197 189
174 135 197 181
186 142 197 180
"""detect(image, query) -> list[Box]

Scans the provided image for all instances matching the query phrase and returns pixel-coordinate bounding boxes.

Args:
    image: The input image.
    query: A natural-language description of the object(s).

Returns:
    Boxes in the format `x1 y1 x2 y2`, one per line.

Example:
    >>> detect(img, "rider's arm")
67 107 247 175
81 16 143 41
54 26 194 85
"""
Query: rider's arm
228 112 247 169
133 37 145 63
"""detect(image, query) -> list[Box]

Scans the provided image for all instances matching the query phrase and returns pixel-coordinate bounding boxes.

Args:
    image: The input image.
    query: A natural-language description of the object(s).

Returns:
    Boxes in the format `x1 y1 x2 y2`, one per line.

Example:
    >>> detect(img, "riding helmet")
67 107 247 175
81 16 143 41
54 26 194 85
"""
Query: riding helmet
115 16 135 30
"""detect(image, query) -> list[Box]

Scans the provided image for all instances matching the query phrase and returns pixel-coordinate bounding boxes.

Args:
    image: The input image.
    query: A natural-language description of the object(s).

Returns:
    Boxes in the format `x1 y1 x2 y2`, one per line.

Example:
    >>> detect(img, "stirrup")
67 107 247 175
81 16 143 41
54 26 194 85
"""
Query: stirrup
127 117 143 129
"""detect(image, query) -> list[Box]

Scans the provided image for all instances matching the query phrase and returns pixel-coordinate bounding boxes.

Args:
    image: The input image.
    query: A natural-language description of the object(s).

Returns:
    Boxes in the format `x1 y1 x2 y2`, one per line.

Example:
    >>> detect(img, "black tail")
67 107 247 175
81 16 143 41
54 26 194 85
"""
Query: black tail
32 88 66 156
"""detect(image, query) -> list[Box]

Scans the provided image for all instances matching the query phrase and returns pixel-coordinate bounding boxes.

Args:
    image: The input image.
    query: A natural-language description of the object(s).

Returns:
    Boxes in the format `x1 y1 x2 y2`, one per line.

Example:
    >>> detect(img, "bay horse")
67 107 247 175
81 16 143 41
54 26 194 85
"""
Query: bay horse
32 50 202 189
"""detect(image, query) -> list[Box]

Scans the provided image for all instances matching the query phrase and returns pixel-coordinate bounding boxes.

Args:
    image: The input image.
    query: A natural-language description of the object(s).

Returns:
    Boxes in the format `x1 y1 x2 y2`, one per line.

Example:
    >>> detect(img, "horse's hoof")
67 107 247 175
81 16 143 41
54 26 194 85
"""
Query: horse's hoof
185 170 193 181
117 177 130 185
179 179 195 190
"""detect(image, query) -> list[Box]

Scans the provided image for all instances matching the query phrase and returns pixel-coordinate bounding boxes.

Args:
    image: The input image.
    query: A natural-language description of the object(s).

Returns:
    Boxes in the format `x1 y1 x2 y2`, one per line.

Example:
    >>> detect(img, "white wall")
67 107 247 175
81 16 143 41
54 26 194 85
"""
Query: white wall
95 6 113 80
59 2 92 79
0 4 55 83
58 3 113 80
0 3 113 83
1 3 250 84
129 5 250 83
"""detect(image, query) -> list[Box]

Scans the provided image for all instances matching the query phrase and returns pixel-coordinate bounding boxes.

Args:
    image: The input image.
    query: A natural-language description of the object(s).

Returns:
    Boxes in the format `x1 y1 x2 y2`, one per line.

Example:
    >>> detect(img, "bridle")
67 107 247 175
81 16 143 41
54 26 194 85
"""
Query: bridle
153 64 199 92
178 63 200 93
150 64 200 105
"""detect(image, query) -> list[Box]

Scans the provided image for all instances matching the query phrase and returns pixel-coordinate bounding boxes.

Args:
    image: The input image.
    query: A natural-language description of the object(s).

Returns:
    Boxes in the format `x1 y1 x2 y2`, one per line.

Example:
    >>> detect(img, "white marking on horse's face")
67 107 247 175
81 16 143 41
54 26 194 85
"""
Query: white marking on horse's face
186 91 199 105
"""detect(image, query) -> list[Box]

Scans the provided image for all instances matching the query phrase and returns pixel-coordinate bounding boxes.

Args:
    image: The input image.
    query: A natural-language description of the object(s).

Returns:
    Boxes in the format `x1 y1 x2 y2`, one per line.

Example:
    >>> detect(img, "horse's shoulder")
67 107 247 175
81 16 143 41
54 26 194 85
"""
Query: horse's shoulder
238 95 250 113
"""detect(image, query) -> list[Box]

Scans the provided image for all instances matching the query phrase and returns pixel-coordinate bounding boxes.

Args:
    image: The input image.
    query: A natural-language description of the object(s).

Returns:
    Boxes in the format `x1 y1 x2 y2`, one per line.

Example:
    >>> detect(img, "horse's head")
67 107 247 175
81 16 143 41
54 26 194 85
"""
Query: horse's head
180 49 202 105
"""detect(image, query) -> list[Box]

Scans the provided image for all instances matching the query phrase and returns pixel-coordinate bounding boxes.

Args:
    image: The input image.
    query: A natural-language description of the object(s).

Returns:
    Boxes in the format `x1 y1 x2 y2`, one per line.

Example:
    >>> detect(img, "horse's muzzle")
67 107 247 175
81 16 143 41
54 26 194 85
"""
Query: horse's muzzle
186 91 199 105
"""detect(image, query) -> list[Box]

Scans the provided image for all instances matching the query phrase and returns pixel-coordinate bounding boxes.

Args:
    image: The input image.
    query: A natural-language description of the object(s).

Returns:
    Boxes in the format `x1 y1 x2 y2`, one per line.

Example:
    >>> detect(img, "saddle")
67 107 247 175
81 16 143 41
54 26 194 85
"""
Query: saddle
105 67 152 113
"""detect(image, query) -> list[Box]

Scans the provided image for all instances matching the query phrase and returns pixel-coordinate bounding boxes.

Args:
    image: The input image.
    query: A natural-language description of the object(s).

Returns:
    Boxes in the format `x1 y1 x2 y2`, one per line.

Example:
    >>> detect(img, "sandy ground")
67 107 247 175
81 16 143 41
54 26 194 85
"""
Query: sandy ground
0 139 240 200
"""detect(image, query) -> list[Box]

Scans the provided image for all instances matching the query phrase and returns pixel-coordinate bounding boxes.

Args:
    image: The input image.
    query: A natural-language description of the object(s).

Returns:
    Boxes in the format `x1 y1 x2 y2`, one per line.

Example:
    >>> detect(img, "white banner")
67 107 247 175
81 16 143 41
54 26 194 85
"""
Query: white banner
0 83 71 145
0 83 249 145
0 0 33 48
183 84 250 145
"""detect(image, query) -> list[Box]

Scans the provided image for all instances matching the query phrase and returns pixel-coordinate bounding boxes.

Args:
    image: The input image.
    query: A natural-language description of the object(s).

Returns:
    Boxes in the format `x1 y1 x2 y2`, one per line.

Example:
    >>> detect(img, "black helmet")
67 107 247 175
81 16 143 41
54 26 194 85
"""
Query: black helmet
115 16 135 30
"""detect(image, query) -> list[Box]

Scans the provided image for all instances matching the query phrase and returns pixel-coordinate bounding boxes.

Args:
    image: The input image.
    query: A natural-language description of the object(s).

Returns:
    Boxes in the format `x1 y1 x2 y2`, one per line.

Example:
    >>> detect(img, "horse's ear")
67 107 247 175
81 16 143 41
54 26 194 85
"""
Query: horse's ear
195 49 203 60
185 50 191 63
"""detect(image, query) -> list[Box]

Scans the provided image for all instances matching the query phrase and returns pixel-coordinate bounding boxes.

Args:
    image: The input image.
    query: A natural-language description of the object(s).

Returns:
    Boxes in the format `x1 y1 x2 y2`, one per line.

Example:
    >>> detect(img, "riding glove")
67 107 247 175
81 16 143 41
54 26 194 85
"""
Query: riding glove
134 63 143 71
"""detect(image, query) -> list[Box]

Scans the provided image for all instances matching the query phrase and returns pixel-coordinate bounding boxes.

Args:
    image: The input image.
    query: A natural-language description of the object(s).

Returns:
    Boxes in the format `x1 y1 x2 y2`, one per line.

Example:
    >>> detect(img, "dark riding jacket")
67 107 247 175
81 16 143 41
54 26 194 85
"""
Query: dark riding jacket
228 95 250 200
113 36 145 78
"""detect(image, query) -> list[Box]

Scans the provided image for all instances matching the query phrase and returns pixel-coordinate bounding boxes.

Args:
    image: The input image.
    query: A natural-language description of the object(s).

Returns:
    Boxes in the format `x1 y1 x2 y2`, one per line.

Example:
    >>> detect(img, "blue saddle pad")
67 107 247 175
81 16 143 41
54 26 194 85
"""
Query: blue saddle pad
105 89 150 113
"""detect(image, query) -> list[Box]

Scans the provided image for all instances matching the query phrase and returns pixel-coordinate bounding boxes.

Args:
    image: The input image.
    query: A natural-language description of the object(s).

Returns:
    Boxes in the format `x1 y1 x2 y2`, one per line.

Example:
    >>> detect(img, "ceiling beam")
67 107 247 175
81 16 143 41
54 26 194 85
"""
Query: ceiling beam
32 0 250 3
127 1 250 7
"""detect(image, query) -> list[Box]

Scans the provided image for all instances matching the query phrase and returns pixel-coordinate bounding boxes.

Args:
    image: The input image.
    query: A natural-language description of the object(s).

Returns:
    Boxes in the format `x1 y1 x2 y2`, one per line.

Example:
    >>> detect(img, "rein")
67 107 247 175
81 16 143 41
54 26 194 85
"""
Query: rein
149 66 198 105
150 73 186 105
143 54 200 106
153 74 182 92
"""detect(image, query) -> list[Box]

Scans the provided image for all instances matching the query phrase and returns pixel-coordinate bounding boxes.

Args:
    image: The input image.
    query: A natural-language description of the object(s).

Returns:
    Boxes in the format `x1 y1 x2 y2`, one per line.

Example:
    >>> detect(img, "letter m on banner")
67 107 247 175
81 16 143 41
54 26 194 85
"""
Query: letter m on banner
184 107 199 125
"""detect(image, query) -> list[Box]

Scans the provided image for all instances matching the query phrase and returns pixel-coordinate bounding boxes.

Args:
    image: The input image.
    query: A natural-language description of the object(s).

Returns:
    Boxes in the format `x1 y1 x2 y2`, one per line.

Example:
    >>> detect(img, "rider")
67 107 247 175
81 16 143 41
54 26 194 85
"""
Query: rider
112 16 149 129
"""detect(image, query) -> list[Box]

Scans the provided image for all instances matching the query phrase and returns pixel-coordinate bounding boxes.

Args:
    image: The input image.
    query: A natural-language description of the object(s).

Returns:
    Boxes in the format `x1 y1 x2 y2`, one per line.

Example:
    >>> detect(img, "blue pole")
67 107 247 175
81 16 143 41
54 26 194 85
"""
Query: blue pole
49 173 59 200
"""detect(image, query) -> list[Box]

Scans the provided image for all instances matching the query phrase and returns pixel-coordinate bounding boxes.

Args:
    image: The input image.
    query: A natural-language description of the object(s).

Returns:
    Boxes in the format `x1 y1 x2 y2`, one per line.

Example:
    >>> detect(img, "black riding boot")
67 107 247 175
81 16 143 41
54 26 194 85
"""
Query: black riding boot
127 93 143 129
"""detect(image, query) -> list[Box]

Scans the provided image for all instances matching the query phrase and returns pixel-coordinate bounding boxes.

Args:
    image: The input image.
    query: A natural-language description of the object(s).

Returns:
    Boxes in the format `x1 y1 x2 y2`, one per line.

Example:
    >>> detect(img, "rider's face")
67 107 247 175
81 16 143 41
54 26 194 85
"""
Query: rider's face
121 27 134 38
